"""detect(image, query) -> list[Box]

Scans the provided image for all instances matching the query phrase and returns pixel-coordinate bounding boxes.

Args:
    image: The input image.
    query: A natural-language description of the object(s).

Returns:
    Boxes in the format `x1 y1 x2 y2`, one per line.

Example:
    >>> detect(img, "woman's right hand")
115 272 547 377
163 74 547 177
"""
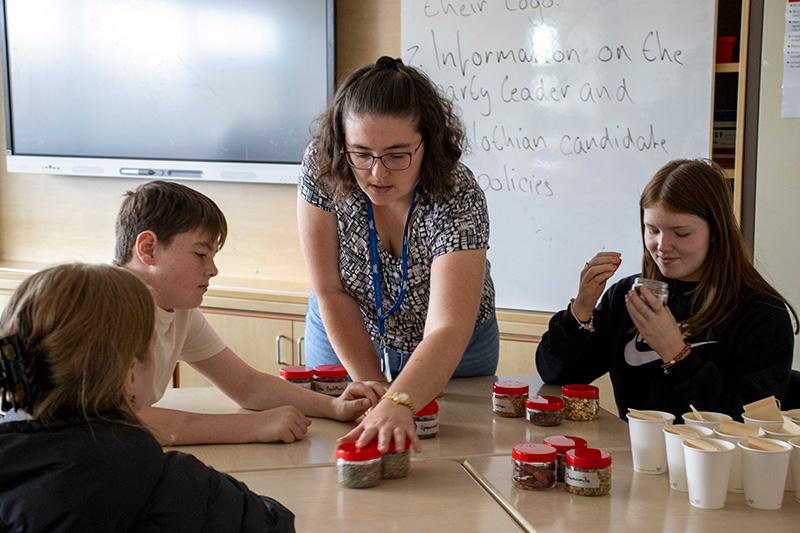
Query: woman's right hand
572 252 622 321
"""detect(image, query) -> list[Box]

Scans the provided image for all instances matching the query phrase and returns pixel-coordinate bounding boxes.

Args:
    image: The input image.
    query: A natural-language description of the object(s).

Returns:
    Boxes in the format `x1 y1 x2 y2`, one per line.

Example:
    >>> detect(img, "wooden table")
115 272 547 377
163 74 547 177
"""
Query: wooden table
233 459 525 532
155 375 631 472
464 450 800 532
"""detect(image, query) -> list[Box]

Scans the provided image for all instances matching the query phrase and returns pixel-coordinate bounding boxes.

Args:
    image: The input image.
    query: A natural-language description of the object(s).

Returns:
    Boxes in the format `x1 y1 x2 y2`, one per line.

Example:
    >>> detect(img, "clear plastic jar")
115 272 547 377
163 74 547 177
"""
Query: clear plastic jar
278 365 314 389
336 442 382 489
565 448 612 496
562 384 600 421
543 435 588 482
414 400 439 439
526 395 564 426
381 438 411 479
492 380 529 418
312 364 348 396
632 277 669 306
511 443 558 491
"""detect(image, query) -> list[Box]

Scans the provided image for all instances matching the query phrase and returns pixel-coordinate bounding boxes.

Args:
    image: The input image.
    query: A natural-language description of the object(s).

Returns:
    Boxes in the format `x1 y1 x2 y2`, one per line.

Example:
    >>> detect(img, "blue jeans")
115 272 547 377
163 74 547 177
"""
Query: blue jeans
303 290 499 379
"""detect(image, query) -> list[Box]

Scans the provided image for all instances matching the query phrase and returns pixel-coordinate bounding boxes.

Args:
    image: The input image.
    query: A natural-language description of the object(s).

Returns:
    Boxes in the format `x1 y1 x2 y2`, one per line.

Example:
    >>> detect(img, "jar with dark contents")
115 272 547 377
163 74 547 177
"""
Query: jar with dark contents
278 366 314 389
511 443 558 491
381 438 411 479
561 384 600 421
492 380 529 418
543 435 588 482
414 400 439 439
312 364 349 396
336 442 382 489
565 448 612 496
526 395 564 426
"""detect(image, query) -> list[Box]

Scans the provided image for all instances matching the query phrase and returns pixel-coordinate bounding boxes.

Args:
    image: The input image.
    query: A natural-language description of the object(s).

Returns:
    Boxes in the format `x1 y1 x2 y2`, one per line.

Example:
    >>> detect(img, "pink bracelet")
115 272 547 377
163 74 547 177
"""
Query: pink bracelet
661 342 691 375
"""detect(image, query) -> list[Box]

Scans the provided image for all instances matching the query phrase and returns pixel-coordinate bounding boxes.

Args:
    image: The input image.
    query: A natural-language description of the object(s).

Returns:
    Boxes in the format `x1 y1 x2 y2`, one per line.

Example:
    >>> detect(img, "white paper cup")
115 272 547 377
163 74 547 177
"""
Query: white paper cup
628 410 675 474
682 411 732 430
789 437 800 503
682 438 735 509
738 438 791 510
663 425 714 491
714 425 759 493
759 423 799 491
742 413 782 428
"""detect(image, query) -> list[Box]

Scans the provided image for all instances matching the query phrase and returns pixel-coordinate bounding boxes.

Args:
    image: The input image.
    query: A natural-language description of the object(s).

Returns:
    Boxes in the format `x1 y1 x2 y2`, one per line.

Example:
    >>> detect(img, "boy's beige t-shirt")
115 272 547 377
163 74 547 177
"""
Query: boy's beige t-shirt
145 306 227 406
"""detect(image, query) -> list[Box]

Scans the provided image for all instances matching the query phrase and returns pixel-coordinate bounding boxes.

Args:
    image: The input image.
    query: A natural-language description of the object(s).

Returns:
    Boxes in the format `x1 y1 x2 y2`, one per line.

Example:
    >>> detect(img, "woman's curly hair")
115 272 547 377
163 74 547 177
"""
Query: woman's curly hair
308 56 466 205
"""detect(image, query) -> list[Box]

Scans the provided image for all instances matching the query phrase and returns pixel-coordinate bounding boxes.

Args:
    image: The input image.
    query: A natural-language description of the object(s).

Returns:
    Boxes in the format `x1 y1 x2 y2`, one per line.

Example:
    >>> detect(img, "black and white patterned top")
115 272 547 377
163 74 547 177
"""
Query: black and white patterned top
299 147 496 355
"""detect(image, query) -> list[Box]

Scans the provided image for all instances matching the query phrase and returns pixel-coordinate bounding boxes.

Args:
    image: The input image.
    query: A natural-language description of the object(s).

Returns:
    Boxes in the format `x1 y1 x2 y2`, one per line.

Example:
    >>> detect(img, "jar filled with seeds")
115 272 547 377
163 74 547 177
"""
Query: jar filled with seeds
561 384 599 421
543 435 588 482
381 438 411 479
511 443 558 491
564 447 612 496
278 365 314 389
414 400 439 439
313 364 349 396
336 442 382 489
526 395 564 426
492 380 529 418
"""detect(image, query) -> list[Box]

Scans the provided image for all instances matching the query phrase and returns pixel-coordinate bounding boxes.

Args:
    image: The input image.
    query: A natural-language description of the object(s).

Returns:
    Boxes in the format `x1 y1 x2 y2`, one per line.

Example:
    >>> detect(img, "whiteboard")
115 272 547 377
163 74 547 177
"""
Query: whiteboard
401 0 716 312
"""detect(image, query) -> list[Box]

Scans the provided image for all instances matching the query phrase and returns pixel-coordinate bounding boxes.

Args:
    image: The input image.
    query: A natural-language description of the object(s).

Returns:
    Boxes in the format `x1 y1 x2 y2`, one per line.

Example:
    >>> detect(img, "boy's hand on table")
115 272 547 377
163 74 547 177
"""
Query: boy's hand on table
330 381 388 421
251 406 311 443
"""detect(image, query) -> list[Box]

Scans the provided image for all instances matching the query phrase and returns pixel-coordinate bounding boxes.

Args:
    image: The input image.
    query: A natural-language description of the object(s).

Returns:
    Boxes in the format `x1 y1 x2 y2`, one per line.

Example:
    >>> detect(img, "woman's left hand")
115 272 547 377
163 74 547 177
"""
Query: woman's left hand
338 398 422 453
625 286 686 363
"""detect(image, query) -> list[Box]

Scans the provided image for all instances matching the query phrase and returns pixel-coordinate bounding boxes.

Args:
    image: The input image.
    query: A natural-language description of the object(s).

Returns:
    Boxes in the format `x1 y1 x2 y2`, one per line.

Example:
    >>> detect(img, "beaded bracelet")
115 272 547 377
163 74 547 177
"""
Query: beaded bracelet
661 342 691 375
569 298 595 333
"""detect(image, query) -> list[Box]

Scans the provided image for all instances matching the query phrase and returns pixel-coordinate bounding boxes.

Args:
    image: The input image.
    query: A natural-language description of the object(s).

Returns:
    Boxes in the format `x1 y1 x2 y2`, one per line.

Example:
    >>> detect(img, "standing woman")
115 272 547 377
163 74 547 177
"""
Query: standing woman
536 159 797 421
298 57 498 451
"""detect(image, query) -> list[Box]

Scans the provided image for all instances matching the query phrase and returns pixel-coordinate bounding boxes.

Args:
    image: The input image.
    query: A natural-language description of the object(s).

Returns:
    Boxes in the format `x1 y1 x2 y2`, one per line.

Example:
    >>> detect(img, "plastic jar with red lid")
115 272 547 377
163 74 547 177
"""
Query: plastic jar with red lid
336 442 382 489
561 384 599 421
278 365 314 389
382 438 411 479
313 364 349 396
526 395 564 426
414 400 439 439
565 448 612 496
511 443 558 490
492 380 529 418
543 435 588 481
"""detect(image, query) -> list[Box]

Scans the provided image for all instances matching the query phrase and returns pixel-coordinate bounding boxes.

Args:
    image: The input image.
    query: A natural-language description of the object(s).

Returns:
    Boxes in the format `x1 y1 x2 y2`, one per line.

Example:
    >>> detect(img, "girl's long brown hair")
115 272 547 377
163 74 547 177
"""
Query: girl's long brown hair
640 159 797 337
0 263 155 423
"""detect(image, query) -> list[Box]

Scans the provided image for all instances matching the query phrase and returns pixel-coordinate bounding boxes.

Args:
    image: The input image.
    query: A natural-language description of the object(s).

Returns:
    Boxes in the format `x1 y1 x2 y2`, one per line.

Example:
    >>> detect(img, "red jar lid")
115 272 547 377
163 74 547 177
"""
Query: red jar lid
543 435 588 454
492 380 529 395
279 365 314 380
414 399 439 417
526 395 564 411
566 447 612 469
335 442 381 461
386 438 411 453
314 364 348 378
512 443 557 463
561 384 599 399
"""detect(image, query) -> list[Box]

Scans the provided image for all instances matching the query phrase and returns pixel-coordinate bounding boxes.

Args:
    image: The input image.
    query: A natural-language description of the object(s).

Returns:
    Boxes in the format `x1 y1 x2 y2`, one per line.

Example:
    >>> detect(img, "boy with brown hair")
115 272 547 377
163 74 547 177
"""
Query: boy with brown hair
115 180 381 445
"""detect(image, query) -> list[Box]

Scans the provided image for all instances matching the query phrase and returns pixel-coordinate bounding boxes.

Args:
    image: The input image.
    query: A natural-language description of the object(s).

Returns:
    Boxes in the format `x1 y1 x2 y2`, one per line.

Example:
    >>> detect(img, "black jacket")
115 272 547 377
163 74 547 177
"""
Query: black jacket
536 274 795 420
0 413 294 532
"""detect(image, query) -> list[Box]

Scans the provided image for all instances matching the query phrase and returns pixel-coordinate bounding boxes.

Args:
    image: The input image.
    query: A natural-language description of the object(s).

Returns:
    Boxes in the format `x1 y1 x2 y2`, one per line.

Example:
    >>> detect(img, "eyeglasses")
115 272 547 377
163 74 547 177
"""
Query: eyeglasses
341 138 424 171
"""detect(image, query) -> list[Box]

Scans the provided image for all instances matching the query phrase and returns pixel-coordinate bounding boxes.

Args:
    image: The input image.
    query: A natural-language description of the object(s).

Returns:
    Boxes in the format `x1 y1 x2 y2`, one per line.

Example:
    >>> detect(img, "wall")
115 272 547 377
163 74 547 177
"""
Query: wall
0 1 400 292
754 1 800 368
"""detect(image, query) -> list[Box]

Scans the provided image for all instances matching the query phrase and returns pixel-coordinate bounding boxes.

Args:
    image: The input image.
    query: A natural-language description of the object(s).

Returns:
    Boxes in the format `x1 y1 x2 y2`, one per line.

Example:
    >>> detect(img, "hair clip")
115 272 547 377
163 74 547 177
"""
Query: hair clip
0 334 33 412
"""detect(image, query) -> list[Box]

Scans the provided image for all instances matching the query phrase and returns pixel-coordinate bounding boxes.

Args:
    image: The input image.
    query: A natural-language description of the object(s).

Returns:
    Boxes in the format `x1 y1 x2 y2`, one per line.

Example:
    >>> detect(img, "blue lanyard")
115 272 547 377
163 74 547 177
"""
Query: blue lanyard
366 186 419 338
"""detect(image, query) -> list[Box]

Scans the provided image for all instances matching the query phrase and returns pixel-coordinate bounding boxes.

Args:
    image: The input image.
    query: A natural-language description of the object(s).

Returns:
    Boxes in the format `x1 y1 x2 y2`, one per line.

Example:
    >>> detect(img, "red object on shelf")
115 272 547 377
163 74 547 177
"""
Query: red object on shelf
716 36 737 63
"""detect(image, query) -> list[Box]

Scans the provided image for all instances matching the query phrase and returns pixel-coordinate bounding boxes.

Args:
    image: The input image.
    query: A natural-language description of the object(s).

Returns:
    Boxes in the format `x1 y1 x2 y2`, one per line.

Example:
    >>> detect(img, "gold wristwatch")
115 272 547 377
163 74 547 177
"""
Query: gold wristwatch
381 391 415 413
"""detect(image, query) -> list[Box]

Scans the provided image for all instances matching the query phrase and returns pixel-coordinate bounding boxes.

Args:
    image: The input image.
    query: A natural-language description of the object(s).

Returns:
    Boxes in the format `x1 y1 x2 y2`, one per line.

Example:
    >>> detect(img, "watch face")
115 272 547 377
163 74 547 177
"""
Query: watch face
397 393 409 402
